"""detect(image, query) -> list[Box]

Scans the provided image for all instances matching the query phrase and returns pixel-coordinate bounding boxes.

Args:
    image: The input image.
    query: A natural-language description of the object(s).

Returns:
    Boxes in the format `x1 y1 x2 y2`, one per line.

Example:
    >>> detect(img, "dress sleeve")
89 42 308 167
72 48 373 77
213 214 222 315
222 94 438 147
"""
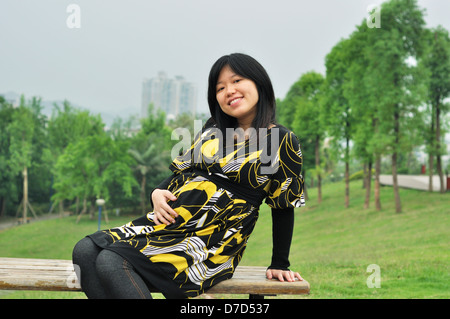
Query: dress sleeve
265 131 305 209
268 207 294 270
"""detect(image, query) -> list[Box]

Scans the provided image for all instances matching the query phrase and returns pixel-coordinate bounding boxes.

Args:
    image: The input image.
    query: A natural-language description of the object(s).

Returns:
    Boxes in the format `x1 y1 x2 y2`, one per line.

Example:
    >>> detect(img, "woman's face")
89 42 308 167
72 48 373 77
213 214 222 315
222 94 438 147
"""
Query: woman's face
216 65 259 129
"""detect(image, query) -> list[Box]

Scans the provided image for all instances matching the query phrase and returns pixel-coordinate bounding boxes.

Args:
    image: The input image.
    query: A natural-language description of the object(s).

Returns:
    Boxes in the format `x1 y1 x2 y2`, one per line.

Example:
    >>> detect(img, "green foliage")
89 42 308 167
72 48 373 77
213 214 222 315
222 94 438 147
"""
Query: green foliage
0 97 19 213
136 104 174 188
47 101 104 161
348 169 375 181
290 72 325 141
279 72 325 173
420 26 450 158
7 102 35 172
0 96 203 217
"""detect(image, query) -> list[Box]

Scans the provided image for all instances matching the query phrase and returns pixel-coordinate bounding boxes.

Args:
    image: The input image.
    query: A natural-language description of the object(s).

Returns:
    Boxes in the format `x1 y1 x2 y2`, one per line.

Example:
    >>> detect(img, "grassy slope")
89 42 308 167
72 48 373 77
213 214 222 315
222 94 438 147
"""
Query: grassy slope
242 180 449 298
1 180 449 299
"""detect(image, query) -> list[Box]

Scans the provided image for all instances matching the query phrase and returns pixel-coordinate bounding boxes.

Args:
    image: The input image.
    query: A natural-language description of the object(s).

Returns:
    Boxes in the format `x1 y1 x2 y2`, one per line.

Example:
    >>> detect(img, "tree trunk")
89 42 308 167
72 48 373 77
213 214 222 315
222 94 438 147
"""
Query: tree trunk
315 135 322 204
392 105 402 213
428 154 434 192
303 170 309 201
345 137 350 208
363 163 367 189
22 166 28 224
75 196 80 215
428 104 435 191
364 160 372 209
89 200 95 220
435 102 445 193
392 152 402 213
76 197 87 224
0 197 5 218
140 174 147 215
59 201 64 218
374 154 382 211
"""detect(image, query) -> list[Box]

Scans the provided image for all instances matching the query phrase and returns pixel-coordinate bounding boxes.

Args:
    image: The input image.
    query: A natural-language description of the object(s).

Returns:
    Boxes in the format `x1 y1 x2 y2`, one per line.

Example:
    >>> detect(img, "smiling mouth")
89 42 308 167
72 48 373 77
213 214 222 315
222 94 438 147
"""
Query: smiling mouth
229 97 243 106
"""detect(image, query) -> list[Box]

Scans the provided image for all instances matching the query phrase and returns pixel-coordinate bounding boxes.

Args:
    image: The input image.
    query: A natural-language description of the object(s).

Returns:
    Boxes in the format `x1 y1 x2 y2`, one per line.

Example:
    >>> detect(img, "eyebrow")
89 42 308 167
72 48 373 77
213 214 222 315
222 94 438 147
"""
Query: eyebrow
216 74 239 86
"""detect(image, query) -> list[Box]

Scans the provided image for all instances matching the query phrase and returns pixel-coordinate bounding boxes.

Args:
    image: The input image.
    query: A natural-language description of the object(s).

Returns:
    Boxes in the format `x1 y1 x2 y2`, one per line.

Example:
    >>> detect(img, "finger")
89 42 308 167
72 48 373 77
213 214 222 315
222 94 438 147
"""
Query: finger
162 190 177 202
294 272 304 281
155 211 172 225
286 271 295 282
164 209 177 223
266 270 273 280
153 213 161 225
285 271 294 282
277 272 284 282
161 211 175 224
162 202 178 218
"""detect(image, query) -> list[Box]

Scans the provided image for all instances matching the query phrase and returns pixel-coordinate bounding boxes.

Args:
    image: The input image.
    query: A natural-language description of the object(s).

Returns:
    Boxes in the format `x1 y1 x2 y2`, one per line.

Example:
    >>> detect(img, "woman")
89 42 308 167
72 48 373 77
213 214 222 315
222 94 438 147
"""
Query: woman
72 53 305 299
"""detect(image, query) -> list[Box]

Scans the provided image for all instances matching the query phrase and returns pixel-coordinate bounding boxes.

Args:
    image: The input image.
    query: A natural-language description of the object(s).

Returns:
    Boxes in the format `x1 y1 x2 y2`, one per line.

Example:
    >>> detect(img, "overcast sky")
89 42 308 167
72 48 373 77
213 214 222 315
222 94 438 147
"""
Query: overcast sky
1 0 449 122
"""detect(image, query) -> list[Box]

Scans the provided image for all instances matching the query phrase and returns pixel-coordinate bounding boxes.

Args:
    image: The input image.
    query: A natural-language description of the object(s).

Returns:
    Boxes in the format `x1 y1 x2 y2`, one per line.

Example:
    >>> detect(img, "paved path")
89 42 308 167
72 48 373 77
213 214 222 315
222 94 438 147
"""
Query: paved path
379 175 447 192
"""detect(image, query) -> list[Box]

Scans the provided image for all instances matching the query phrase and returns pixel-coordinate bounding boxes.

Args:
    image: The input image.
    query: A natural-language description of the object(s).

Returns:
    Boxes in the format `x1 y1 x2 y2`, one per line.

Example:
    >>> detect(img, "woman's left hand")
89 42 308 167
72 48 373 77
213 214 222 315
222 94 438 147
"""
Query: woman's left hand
266 269 303 282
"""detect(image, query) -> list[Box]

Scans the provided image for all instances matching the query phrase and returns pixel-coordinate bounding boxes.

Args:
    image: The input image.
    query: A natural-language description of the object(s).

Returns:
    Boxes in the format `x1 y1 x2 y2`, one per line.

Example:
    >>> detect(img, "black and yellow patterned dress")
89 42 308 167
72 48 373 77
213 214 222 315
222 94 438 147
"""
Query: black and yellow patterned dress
88 123 305 298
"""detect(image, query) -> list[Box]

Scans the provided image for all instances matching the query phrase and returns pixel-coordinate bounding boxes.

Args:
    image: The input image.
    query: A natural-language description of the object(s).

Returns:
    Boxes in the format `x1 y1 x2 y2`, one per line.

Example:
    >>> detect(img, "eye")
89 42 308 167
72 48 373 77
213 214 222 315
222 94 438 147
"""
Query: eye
217 87 224 93
234 79 242 83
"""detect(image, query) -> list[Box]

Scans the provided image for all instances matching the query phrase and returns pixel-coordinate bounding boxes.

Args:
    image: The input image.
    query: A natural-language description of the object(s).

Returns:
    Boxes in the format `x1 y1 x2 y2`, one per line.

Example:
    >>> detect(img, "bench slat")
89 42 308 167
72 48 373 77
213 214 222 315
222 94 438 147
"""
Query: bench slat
0 257 310 296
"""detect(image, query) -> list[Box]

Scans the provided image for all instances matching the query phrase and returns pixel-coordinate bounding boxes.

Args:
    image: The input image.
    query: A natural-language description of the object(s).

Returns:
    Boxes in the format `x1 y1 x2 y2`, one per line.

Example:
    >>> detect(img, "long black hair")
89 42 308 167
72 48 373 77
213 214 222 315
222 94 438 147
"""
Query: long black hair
206 53 277 133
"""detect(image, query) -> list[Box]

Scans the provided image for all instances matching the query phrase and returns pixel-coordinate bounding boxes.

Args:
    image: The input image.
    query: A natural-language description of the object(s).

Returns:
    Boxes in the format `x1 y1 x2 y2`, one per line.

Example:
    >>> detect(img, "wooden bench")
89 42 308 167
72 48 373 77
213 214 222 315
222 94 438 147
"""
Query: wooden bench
0 257 310 299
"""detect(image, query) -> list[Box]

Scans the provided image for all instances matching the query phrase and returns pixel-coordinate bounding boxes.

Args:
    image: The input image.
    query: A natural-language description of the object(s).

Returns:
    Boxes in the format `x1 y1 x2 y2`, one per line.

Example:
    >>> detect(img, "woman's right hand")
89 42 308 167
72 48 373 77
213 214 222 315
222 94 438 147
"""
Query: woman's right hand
151 189 178 225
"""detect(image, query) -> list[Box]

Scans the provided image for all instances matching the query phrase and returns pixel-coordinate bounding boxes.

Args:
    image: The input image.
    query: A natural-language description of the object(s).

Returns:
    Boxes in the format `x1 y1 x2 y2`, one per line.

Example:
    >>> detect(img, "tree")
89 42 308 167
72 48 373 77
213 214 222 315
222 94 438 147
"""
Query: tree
7 96 37 222
47 101 104 156
343 23 381 210
323 38 355 208
128 135 171 215
290 72 326 203
47 101 104 214
421 26 450 193
53 132 137 222
129 105 173 214
363 0 426 213
0 97 18 217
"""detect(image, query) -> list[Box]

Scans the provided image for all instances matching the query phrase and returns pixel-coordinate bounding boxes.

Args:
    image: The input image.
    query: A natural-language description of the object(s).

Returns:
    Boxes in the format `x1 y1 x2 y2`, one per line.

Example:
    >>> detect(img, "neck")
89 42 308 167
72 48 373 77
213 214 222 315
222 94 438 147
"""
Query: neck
237 119 252 131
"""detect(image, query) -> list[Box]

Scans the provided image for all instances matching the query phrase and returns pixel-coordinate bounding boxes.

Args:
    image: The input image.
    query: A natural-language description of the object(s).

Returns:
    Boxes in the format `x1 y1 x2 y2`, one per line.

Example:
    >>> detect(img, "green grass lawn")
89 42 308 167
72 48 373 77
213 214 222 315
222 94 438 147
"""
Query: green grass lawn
1 180 449 299
244 180 449 298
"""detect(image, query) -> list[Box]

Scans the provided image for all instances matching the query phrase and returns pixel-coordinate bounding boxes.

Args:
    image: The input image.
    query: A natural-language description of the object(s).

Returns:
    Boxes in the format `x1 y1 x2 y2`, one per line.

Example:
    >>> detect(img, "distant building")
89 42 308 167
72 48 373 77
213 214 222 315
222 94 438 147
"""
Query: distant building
141 72 197 120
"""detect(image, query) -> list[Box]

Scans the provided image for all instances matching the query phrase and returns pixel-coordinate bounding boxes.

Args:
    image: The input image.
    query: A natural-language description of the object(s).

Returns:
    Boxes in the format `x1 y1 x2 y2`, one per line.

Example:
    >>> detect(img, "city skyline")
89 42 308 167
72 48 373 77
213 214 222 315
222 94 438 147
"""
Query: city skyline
141 71 197 120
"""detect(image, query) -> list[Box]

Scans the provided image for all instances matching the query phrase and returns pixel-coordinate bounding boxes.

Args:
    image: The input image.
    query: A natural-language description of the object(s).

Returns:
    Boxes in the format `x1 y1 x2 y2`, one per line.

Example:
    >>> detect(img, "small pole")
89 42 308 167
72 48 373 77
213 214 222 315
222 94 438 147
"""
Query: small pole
98 205 102 231
96 198 105 231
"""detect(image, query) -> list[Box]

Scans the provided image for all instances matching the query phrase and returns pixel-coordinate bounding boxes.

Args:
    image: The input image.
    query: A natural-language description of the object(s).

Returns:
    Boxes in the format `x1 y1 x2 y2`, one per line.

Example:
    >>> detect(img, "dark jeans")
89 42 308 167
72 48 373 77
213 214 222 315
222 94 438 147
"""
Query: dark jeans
72 237 152 299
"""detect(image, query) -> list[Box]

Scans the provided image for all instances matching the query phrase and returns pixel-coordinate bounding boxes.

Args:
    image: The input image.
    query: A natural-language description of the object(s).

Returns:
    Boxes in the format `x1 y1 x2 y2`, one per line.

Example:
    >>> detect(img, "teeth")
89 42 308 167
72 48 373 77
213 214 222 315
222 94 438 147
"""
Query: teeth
230 98 242 105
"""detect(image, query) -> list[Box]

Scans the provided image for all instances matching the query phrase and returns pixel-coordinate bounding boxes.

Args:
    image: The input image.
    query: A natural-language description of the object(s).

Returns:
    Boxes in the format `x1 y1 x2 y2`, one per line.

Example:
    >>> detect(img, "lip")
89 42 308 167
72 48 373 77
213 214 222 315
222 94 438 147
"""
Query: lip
227 97 243 106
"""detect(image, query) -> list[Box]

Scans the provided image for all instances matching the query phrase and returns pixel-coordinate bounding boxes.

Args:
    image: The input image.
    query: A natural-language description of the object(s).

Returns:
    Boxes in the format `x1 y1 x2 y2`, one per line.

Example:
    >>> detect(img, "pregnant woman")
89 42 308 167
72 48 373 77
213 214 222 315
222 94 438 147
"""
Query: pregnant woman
72 53 305 299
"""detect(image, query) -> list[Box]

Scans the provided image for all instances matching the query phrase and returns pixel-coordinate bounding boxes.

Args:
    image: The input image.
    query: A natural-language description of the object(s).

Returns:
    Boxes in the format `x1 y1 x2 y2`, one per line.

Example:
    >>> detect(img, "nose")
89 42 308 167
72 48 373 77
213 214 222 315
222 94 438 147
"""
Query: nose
226 84 236 96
